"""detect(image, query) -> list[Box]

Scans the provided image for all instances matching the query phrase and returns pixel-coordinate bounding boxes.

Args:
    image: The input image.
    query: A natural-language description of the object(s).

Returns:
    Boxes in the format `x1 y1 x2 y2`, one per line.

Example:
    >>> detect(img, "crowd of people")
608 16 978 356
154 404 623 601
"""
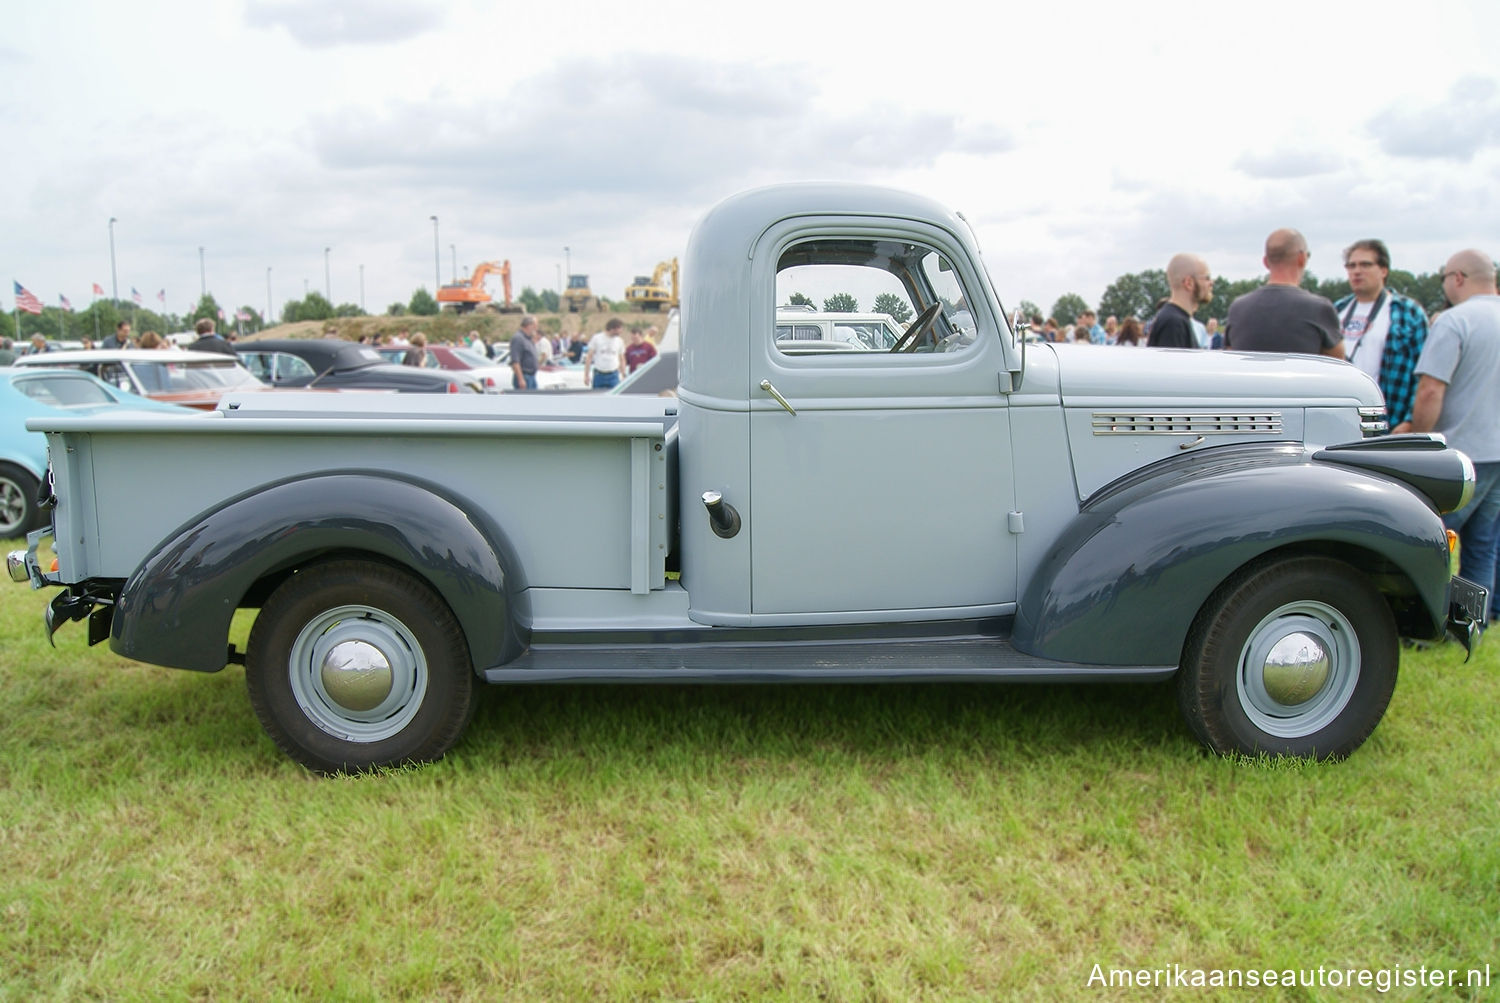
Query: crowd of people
344 317 663 392
486 316 660 391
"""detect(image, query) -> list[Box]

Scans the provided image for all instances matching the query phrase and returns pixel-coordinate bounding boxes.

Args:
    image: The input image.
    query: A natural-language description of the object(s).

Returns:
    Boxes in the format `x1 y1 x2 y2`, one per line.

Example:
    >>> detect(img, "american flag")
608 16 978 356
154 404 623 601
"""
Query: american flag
131 287 143 305
235 310 251 321
217 308 225 320
13 281 43 315
157 289 166 304
59 293 73 312
92 282 104 296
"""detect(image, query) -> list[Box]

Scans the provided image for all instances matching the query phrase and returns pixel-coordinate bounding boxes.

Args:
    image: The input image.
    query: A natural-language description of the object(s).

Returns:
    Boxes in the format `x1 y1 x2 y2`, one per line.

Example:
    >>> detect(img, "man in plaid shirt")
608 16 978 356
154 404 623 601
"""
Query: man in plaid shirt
1333 239 1428 431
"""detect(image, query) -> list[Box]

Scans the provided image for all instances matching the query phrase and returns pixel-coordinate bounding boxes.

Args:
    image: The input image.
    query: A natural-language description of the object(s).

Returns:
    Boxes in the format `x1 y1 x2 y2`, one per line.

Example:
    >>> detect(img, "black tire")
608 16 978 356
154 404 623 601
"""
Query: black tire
245 560 475 774
0 462 42 539
1177 556 1398 761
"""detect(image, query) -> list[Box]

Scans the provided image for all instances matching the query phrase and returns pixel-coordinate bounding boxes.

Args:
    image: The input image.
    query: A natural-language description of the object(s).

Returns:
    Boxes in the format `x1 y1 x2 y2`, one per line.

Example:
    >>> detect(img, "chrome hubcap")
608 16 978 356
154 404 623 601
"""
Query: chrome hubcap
1261 631 1330 706
1238 601 1359 739
288 605 428 743
320 640 394 712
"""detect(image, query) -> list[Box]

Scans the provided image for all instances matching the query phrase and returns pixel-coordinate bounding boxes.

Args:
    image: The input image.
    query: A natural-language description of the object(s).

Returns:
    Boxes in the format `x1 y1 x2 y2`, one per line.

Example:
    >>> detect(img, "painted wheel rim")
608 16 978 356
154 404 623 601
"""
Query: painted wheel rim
1237 600 1360 739
288 604 428 743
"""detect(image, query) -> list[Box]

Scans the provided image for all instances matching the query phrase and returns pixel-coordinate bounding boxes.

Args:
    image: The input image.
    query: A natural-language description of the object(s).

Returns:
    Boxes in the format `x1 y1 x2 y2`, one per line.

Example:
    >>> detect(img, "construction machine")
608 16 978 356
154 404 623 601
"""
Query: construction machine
562 274 601 313
624 258 679 311
436 260 522 313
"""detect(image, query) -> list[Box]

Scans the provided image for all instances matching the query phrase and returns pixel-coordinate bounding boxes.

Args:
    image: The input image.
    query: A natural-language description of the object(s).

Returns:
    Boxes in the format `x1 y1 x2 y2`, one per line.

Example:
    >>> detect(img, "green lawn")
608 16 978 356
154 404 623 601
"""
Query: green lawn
1 552 1496 1001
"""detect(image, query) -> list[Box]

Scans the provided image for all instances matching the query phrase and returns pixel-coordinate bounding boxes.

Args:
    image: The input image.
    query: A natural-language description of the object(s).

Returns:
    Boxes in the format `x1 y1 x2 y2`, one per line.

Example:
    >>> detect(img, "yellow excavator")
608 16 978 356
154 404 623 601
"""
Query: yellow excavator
624 258 679 311
436 260 522 313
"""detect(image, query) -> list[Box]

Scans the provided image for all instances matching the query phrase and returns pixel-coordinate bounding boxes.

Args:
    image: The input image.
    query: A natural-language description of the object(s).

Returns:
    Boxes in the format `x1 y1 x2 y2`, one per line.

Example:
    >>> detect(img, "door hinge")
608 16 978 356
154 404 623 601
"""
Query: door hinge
1008 511 1024 535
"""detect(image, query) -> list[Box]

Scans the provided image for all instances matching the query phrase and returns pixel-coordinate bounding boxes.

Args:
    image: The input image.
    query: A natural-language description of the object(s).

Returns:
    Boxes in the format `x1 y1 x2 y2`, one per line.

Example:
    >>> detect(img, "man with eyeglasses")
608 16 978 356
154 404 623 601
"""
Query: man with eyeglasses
1410 250 1500 615
1223 229 1342 357
1332 239 1427 432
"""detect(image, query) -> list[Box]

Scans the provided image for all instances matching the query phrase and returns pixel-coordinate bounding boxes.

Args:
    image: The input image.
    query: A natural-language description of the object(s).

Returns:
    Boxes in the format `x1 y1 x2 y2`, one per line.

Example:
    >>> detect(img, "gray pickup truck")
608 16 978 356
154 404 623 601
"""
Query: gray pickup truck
10 183 1487 773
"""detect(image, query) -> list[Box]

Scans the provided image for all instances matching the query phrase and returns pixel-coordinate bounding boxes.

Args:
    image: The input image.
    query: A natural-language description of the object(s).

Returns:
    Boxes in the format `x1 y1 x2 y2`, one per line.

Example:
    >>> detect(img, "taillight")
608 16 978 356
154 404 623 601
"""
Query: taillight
484 377 497 391
446 382 459 394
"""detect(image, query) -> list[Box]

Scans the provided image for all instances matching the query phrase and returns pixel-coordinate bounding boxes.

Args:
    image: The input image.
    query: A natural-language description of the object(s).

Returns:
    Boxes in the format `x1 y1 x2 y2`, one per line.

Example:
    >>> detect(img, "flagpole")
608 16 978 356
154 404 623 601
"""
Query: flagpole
93 288 100 340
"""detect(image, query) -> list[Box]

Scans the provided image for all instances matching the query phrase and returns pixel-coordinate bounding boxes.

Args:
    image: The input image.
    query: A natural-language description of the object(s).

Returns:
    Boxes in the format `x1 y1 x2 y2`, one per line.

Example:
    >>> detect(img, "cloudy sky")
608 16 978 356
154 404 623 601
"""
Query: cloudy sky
4 0 1498 323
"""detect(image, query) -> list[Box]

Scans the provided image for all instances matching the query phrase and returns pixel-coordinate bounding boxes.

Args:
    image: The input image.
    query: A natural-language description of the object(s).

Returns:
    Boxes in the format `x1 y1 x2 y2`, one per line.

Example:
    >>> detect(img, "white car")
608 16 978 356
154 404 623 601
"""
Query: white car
14 349 264 410
774 308 907 351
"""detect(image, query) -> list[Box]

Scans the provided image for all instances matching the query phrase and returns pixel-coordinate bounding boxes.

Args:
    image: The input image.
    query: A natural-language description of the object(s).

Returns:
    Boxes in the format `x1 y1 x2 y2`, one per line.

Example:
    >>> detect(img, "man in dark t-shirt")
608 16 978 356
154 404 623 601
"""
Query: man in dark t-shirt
1147 253 1213 348
1224 229 1343 358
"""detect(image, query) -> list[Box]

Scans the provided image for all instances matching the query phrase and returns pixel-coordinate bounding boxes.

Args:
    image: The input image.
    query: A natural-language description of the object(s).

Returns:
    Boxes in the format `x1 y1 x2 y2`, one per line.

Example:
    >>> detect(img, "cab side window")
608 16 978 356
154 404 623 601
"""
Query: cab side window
774 238 978 358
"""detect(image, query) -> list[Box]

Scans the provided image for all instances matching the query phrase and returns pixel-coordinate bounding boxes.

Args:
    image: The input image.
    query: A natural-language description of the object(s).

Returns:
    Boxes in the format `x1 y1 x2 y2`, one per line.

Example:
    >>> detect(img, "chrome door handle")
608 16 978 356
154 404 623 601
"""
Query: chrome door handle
1179 435 1206 450
759 379 797 416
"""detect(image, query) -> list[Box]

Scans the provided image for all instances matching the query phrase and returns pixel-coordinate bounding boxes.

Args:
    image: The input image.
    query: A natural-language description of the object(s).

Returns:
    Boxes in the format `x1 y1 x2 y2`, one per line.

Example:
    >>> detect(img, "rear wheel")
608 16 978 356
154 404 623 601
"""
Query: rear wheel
0 463 42 538
1177 556 1398 760
246 560 475 773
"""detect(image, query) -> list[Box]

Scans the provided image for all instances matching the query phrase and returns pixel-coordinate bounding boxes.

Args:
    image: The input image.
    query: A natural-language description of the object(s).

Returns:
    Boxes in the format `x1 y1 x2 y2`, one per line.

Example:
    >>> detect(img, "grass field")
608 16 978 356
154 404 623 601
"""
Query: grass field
2 548 1496 1001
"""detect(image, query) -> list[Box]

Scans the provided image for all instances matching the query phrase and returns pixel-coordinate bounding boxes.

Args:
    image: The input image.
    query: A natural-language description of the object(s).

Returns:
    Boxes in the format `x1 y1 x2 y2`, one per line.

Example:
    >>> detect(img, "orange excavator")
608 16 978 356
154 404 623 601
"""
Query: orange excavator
437 260 521 313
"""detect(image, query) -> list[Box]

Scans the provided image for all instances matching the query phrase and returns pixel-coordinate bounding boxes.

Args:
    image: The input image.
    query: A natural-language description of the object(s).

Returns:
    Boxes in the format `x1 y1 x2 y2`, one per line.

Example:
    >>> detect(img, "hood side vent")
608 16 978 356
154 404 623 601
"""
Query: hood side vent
1092 411 1283 435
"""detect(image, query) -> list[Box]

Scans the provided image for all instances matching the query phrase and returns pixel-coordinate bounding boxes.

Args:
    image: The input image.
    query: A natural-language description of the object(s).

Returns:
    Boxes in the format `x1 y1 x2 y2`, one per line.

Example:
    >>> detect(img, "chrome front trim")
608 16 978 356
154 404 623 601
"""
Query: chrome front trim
1092 411 1282 435
1359 406 1390 437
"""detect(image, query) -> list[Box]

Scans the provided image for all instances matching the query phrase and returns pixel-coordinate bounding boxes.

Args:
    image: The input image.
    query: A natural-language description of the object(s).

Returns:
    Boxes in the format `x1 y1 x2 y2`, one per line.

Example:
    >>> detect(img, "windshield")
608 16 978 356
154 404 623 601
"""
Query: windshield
127 359 262 392
12 374 117 407
451 348 492 368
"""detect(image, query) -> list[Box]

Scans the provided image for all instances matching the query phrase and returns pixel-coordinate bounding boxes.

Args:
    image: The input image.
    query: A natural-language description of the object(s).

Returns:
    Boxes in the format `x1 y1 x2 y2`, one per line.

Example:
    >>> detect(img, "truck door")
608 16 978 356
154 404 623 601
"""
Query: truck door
748 229 1019 618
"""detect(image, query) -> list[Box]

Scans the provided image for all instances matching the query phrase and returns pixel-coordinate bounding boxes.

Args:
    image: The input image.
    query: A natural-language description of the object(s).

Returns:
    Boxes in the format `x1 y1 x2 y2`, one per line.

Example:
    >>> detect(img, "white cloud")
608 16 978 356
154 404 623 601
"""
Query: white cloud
244 0 444 48
1366 75 1500 160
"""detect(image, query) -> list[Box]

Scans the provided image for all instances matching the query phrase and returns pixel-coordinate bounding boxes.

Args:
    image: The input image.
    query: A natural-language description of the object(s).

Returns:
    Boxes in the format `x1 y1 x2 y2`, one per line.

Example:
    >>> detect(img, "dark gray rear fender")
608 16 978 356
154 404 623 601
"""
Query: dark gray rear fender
112 471 529 673
1014 444 1452 665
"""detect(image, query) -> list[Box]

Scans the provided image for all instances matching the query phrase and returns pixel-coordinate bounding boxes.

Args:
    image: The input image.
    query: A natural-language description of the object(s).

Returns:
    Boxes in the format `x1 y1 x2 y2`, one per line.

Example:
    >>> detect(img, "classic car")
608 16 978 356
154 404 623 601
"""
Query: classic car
0 366 189 537
235 339 482 394
374 344 514 393
13 349 265 410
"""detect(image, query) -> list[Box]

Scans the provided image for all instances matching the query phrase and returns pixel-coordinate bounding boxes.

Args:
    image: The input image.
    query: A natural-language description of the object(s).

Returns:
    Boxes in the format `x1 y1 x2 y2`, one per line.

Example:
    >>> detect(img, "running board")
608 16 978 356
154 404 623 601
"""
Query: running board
481 637 1176 684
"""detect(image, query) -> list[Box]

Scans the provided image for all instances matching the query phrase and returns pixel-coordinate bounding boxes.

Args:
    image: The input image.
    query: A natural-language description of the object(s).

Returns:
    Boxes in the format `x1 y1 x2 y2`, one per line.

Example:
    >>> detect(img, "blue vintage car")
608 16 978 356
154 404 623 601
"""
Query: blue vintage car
0 367 190 537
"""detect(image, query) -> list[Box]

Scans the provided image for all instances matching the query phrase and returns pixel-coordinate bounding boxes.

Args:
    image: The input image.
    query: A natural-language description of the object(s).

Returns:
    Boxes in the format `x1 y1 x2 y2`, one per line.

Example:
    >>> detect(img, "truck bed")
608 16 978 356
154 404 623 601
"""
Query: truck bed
30 393 678 595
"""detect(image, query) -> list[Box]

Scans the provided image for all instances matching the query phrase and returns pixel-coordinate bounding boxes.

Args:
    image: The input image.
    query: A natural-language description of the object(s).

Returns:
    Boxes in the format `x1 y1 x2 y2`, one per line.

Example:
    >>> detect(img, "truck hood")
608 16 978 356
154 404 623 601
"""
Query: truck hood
1044 344 1383 408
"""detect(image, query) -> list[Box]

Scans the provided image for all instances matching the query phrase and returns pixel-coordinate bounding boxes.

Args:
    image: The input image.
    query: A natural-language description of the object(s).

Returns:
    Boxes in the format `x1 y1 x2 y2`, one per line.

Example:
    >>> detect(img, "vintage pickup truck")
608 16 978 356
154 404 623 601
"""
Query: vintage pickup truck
9 183 1488 773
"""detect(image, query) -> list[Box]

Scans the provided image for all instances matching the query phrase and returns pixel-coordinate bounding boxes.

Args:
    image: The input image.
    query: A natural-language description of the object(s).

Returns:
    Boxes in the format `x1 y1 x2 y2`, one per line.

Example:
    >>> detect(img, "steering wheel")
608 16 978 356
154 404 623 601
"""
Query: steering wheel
889 302 942 353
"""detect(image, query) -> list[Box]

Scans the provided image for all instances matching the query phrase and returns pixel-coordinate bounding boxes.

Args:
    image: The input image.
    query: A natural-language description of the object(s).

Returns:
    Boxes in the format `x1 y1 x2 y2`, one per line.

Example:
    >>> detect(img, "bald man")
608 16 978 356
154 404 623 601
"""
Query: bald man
1409 249 1500 614
1146 253 1213 348
1223 229 1342 357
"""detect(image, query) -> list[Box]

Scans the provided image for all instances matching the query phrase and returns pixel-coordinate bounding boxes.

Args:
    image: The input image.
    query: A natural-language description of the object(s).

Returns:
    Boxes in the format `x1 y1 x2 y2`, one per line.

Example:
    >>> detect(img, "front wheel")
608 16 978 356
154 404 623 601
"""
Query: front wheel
246 560 475 773
1177 556 1398 760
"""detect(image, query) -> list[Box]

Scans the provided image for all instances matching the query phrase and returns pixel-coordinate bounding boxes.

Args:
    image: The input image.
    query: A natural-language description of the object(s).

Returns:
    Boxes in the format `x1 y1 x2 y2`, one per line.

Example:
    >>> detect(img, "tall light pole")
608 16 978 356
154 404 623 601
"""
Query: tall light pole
266 267 273 323
564 245 571 280
198 246 206 298
556 263 562 299
324 247 332 301
108 217 118 303
450 244 457 282
429 215 440 291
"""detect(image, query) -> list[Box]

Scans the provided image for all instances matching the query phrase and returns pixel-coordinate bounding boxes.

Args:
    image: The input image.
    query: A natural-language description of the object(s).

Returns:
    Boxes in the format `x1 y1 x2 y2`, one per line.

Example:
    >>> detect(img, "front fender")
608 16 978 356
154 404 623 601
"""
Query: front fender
112 471 529 673
1014 444 1451 665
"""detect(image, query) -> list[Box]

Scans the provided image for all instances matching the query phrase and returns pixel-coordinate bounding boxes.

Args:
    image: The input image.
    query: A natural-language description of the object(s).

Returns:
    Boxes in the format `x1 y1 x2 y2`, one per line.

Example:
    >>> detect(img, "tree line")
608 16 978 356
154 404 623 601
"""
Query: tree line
3 294 267 343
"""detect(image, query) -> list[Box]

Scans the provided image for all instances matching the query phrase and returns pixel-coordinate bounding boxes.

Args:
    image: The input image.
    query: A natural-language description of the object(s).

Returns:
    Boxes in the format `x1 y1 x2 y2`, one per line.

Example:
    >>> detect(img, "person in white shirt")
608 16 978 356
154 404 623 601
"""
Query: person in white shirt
1332 238 1428 431
584 317 627 389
